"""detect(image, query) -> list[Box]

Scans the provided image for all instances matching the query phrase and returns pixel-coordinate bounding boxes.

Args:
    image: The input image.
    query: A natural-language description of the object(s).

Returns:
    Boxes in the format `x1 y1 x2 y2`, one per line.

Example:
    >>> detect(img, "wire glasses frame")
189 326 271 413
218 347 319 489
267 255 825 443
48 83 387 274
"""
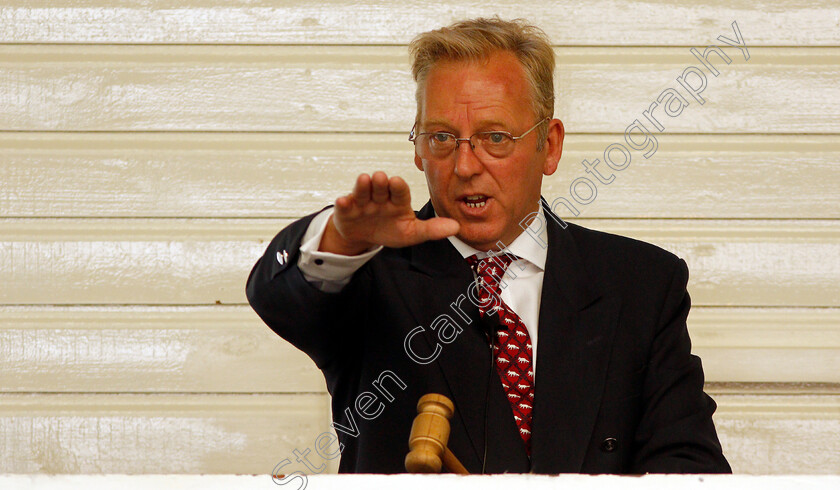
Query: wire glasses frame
409 117 550 160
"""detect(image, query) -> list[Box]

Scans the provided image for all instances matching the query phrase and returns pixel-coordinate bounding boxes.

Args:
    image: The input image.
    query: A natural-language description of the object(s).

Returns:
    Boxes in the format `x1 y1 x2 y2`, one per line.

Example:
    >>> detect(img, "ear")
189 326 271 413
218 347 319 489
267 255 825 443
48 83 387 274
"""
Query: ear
414 152 424 171
541 118 564 176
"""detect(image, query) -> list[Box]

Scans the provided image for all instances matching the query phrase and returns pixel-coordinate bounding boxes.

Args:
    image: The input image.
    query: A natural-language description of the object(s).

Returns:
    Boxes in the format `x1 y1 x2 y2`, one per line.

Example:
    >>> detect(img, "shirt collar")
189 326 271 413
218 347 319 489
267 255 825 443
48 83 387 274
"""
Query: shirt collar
444 206 548 271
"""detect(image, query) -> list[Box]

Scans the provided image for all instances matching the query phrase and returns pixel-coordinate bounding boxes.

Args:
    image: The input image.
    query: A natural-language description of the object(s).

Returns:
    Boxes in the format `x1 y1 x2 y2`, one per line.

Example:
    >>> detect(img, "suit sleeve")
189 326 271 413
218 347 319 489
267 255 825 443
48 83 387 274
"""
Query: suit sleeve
245 210 371 375
631 259 732 473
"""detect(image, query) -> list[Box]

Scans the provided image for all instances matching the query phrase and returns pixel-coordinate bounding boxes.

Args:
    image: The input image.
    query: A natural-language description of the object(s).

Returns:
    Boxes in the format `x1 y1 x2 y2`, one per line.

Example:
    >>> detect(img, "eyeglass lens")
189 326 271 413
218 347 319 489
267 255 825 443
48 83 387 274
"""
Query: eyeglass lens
416 132 516 159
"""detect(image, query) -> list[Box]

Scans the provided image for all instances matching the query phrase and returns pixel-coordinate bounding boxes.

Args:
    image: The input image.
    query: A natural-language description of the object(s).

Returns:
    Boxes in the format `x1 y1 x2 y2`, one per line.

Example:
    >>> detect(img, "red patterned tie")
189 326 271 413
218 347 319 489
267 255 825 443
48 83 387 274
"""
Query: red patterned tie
466 253 534 454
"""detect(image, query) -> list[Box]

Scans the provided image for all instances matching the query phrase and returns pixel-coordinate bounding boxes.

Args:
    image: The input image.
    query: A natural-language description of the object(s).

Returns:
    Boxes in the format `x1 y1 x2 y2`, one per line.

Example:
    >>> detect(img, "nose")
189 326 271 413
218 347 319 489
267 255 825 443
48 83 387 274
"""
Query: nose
453 138 483 179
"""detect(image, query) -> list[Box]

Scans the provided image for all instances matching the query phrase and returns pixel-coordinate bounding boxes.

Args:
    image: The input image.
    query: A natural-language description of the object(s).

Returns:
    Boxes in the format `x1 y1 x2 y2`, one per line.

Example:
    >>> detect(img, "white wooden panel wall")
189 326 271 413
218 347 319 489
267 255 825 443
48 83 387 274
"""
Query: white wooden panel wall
1 0 838 477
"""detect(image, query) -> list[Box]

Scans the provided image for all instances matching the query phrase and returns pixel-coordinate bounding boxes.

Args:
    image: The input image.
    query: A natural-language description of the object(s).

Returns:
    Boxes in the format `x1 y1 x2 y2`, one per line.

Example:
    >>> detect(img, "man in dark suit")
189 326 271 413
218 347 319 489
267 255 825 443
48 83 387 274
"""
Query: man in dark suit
247 18 730 474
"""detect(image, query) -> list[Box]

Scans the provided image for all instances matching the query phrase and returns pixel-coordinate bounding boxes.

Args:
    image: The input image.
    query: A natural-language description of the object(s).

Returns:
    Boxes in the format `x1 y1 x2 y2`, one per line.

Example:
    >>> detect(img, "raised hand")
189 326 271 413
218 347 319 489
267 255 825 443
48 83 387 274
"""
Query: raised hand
319 172 460 255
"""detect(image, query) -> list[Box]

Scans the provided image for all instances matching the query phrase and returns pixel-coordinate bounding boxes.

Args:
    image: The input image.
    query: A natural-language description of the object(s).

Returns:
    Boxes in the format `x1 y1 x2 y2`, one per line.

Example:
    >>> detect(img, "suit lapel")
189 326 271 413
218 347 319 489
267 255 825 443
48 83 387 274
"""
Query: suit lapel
530 202 622 473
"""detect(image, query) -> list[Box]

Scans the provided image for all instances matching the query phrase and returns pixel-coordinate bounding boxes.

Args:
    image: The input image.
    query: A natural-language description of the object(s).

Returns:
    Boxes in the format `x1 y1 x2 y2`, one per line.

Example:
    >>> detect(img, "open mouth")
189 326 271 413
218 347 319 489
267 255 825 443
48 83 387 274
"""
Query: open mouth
463 195 489 208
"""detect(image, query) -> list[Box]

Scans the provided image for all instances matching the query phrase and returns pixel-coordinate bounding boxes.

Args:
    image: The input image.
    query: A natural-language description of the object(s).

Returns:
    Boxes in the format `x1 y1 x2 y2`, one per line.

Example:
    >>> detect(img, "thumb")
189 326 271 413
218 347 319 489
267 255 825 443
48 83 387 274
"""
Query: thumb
414 217 460 243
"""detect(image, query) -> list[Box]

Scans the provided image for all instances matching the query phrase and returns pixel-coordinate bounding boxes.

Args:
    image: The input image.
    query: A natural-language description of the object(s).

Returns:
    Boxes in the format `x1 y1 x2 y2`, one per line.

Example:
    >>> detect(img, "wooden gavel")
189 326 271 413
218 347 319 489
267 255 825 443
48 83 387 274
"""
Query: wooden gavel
405 393 469 474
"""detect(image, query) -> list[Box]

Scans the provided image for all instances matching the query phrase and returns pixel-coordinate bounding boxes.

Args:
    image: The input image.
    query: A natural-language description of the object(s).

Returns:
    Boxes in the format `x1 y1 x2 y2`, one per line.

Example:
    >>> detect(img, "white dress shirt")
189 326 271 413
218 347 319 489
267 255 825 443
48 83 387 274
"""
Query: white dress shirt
297 207 549 375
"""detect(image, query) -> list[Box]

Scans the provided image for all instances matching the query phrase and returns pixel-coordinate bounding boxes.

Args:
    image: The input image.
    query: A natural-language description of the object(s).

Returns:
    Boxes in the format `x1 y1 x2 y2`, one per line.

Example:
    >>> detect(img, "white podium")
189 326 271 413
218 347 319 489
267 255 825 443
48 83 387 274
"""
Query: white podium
2 474 840 490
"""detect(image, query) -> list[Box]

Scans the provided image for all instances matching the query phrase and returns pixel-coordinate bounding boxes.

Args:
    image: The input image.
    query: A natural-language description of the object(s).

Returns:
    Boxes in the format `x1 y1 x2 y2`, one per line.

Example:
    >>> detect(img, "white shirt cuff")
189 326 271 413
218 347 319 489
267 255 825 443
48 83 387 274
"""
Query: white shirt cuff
298 208 383 292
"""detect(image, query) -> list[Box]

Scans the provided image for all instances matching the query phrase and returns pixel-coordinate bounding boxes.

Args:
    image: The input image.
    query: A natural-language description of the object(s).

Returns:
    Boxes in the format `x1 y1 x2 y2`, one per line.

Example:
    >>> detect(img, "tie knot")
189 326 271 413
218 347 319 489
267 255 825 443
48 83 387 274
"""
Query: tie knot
466 253 517 287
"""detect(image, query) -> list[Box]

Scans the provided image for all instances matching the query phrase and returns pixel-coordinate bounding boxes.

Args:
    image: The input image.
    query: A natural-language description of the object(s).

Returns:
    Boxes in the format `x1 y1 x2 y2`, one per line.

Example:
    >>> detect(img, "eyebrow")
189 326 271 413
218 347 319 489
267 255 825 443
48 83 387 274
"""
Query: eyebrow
420 119 511 133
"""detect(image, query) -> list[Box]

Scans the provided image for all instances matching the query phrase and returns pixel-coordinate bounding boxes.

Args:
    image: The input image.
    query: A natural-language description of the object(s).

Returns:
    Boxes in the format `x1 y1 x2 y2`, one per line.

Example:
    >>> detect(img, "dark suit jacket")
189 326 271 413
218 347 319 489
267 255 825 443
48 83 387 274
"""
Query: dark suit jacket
246 199 731 474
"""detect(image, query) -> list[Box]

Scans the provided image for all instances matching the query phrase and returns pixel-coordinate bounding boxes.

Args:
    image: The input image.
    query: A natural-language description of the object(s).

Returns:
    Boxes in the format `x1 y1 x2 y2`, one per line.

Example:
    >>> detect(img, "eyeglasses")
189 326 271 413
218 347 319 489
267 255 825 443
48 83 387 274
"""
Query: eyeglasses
409 117 549 161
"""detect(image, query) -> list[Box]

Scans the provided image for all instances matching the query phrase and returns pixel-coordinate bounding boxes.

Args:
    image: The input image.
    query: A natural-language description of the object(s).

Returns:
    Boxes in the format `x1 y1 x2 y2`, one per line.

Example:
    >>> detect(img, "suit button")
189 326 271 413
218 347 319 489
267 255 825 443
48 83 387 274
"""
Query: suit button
601 437 617 453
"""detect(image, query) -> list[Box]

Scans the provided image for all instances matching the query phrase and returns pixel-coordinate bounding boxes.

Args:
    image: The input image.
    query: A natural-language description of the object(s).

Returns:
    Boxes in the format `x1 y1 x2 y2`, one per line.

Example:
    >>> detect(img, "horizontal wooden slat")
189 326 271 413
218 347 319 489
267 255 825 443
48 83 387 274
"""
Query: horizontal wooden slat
0 389 837 474
1 1 837 46
2 133 837 219
0 306 836 393
689 309 840 383
1 219 837 307
0 306 325 393
1 46 836 133
711 391 840 474
0 393 333 474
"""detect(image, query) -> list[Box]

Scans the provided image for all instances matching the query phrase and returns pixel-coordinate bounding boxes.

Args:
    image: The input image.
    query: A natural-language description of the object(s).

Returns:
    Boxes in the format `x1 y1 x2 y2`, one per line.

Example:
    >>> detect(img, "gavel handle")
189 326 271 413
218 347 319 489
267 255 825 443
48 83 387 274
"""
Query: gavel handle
442 447 469 475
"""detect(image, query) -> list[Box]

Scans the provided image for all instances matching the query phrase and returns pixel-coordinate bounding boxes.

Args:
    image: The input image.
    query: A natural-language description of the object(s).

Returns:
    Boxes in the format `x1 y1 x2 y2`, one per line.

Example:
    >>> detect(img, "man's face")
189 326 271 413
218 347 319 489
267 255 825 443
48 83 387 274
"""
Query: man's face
414 50 563 252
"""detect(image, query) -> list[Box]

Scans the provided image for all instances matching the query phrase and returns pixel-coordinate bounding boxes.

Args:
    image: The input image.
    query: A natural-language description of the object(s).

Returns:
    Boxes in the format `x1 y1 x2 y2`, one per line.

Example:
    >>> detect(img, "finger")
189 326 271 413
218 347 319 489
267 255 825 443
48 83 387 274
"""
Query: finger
352 174 372 207
389 176 411 207
414 217 460 243
333 195 359 226
335 195 349 208
334 195 353 212
370 171 390 204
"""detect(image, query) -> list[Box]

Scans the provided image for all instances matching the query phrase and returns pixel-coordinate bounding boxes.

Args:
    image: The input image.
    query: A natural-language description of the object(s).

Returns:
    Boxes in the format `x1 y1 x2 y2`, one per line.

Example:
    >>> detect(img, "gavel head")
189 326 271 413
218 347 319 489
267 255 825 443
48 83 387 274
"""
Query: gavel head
405 394 455 473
